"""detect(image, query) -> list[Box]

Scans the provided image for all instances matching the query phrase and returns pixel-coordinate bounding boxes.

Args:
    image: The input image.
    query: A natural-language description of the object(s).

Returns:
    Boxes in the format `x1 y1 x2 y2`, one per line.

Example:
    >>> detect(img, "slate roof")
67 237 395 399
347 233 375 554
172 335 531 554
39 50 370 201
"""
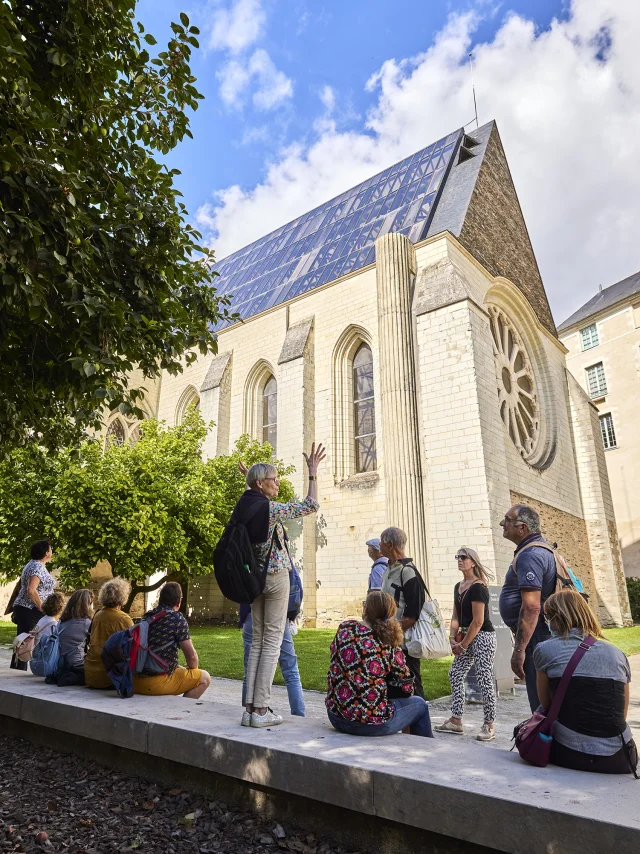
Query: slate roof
212 122 496 329
557 269 640 332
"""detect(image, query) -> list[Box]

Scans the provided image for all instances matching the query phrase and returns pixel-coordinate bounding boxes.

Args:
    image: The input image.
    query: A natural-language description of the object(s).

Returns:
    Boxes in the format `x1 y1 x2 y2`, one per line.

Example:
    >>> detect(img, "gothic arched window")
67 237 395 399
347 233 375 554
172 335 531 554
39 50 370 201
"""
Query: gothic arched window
105 418 125 448
262 375 277 452
353 343 376 472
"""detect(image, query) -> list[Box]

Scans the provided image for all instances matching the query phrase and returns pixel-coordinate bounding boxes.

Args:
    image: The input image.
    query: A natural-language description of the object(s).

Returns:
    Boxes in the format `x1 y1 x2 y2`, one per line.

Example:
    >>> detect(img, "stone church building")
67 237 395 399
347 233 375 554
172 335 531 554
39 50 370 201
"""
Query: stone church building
108 120 631 627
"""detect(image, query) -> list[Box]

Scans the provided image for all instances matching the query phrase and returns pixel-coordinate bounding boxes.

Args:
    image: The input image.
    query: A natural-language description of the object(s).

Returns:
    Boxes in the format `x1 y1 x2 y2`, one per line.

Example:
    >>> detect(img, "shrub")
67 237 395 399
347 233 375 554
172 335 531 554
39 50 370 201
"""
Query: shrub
626 578 640 623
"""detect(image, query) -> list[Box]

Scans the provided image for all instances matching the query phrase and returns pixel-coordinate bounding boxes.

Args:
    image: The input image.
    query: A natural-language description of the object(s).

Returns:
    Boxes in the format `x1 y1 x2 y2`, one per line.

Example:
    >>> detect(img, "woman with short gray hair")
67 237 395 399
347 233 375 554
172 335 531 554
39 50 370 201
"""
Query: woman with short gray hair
234 444 326 728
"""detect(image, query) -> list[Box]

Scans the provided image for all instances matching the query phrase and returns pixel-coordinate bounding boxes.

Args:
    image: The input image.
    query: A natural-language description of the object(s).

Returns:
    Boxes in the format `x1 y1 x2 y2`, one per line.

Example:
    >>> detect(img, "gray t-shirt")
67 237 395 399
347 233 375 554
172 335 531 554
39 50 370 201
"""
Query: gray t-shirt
533 631 631 755
57 618 92 669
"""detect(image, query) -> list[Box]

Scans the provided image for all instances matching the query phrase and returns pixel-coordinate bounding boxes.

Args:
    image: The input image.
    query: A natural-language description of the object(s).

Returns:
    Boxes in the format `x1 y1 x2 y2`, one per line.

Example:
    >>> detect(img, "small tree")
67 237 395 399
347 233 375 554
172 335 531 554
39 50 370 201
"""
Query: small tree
0 1 233 452
0 411 294 612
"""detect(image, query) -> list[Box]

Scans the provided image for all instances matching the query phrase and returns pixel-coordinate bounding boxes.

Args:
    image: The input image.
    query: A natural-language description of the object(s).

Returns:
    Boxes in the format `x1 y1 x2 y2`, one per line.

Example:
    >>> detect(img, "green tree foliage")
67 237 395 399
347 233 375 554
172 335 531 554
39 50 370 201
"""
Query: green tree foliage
0 1 232 451
0 411 294 611
627 578 640 624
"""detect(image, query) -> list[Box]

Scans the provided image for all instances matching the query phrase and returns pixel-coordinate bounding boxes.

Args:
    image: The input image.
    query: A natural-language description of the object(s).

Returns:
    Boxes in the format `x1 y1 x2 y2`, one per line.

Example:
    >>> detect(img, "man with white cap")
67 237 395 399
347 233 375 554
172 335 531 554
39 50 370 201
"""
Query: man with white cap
366 537 388 592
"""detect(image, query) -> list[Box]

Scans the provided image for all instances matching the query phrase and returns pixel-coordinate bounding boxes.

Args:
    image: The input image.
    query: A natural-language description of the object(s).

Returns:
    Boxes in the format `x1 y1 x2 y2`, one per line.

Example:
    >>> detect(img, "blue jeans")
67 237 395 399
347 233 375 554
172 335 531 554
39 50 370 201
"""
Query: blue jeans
328 696 433 737
242 614 305 716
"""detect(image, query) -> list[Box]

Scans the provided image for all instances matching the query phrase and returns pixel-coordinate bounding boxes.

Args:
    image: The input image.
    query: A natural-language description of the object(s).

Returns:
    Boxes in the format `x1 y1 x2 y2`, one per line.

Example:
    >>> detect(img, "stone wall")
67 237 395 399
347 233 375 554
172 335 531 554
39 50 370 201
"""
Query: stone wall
458 124 557 337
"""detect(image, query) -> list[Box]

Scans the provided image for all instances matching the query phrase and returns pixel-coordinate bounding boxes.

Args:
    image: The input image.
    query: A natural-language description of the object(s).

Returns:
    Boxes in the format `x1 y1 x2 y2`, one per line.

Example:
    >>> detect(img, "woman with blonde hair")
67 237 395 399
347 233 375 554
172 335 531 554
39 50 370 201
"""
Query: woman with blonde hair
534 589 637 775
436 547 497 741
85 578 133 689
325 590 433 737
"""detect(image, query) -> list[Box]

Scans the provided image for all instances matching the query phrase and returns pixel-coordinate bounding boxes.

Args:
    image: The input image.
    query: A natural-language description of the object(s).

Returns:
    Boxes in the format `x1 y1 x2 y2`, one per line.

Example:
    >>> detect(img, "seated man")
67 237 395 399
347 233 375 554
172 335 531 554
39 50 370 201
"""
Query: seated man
133 582 211 699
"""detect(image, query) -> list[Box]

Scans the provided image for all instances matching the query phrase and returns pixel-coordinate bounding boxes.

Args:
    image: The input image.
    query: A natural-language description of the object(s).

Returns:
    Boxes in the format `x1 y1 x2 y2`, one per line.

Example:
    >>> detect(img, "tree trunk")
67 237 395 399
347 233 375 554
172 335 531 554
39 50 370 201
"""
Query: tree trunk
123 574 169 614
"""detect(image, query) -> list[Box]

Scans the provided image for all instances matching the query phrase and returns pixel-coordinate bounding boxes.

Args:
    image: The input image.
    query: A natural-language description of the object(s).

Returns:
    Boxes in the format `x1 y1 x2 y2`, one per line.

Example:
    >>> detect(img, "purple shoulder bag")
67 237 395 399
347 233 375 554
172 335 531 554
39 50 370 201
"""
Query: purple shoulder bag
513 635 596 767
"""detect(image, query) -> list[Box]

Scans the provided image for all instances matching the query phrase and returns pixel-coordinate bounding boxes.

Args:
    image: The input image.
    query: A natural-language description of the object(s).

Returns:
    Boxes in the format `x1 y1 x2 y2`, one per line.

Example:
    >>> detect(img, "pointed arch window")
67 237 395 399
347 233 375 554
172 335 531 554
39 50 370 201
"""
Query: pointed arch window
262 375 277 452
353 344 376 472
105 418 125 448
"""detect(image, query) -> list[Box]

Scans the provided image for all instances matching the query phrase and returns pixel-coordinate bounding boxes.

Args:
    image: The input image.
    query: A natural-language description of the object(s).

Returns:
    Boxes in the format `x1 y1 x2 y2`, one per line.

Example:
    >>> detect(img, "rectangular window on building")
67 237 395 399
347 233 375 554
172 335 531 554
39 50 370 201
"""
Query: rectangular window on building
586 362 607 397
599 413 617 449
581 323 599 350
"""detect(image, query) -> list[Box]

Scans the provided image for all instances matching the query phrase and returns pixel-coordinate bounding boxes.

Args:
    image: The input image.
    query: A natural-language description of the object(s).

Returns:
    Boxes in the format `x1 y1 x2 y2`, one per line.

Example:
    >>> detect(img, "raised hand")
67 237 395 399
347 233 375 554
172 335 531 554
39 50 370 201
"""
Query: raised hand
238 460 248 476
302 442 326 476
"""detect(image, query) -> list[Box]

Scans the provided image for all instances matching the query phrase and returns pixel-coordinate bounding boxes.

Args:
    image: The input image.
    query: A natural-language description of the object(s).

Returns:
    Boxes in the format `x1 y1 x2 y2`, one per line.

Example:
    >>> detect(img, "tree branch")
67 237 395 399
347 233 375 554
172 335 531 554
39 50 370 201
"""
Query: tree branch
123 573 169 613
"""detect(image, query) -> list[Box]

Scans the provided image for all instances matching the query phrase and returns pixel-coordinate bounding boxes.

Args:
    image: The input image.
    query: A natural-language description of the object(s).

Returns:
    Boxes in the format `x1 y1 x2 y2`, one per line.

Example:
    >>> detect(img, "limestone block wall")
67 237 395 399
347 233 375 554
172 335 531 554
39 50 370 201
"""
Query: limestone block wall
560 302 640 579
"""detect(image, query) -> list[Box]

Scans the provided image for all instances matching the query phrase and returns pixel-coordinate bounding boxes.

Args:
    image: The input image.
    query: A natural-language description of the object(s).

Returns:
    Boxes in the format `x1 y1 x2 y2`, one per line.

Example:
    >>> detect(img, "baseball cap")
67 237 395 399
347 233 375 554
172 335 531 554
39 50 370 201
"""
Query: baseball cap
366 537 381 550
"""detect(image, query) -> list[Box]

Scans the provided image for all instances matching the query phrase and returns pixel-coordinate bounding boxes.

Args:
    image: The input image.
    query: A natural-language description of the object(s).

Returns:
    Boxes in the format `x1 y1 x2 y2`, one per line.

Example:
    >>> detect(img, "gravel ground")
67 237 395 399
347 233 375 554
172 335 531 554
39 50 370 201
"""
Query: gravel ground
0 736 357 854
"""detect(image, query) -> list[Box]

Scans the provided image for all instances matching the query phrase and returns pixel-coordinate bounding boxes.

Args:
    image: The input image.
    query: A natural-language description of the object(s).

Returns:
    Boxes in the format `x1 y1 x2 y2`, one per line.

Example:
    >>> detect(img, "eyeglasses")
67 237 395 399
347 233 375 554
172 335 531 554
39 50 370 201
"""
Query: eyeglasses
263 477 279 483
501 516 524 527
455 554 470 561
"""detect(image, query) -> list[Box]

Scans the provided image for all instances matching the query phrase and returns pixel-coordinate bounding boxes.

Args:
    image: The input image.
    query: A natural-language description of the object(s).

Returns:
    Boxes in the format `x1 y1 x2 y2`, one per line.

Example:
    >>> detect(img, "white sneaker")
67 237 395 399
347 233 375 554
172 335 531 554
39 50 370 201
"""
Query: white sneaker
250 709 283 728
476 723 496 742
241 711 252 727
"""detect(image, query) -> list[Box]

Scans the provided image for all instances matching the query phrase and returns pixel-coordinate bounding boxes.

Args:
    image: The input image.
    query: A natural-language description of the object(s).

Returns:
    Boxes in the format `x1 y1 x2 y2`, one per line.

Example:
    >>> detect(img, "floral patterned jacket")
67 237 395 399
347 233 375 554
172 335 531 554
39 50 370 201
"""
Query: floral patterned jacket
253 496 319 574
325 620 414 724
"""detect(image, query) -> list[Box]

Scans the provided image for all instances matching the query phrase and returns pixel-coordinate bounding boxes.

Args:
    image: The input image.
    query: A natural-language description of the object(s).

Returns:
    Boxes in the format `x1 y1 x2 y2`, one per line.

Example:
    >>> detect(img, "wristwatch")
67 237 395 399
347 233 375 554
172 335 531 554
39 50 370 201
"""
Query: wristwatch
308 475 316 480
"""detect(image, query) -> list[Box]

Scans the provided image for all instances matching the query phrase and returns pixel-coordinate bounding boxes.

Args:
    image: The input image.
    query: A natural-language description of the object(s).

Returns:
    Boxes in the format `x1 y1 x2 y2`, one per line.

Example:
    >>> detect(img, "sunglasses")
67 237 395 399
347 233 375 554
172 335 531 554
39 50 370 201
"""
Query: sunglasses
455 554 470 561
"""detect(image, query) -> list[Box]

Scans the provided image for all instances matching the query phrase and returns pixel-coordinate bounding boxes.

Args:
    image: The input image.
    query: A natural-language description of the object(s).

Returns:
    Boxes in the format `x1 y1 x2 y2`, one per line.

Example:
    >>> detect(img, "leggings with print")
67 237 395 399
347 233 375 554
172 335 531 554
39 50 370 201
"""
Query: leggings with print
449 630 497 723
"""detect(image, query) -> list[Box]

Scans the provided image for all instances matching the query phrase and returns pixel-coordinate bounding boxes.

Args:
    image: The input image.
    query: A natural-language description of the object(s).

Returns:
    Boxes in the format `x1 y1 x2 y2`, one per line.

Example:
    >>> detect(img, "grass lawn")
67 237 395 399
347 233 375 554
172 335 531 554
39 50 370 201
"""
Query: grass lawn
3 620 639 700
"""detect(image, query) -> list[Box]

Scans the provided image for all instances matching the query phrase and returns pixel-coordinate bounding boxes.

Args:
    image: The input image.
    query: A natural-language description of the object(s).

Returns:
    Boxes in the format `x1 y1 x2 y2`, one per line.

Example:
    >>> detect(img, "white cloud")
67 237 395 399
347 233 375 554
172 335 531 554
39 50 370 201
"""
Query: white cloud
249 49 294 110
217 48 293 110
208 0 265 54
319 85 335 113
198 0 640 323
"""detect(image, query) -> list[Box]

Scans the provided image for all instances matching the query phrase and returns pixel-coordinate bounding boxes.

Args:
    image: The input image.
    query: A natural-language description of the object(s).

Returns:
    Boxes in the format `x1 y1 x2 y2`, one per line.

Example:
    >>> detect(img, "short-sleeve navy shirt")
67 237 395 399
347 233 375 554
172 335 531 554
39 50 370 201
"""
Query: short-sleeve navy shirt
499 534 556 629
142 607 191 674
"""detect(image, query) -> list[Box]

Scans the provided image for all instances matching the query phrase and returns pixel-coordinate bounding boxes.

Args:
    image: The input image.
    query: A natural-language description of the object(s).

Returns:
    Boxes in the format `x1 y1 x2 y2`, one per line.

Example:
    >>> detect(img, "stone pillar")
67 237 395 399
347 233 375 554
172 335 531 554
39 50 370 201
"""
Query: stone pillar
375 233 428 576
200 352 232 460
277 318 318 624
567 372 631 626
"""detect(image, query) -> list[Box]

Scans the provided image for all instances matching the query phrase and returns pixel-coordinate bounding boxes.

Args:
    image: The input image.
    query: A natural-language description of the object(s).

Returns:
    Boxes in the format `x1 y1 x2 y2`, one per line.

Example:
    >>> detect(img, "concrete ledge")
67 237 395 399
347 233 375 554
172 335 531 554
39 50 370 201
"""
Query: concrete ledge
1 670 639 854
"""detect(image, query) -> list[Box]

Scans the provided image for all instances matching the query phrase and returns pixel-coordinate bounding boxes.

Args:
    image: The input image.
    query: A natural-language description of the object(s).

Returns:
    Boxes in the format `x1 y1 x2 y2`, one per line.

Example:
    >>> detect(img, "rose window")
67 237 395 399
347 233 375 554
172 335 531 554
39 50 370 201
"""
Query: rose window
488 306 540 460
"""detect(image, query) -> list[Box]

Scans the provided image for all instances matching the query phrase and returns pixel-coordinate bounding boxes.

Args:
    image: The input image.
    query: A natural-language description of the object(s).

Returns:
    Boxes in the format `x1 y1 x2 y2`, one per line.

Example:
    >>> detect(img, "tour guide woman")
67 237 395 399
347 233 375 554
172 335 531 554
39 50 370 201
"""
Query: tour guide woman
534 589 638 775
10 539 56 671
435 547 497 741
326 590 433 737
236 443 325 729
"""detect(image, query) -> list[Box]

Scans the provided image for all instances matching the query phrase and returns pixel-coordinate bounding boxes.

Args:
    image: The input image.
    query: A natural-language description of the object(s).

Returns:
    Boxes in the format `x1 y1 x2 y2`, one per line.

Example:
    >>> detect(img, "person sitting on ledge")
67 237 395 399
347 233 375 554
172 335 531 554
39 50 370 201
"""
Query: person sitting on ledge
534 589 638 776
85 578 133 690
33 591 66 644
325 591 433 738
132 582 211 699
48 589 94 686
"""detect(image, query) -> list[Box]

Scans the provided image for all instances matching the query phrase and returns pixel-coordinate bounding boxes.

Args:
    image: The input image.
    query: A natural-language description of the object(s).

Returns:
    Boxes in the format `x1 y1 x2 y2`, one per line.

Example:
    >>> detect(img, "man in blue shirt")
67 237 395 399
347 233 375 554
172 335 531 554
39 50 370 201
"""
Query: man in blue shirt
366 537 388 592
498 504 556 711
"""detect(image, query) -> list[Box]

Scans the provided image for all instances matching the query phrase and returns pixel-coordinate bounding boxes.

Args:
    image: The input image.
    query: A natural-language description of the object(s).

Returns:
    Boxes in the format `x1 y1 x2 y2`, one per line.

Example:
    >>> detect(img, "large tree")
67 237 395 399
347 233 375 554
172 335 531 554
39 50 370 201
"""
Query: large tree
0 412 294 611
0 1 231 451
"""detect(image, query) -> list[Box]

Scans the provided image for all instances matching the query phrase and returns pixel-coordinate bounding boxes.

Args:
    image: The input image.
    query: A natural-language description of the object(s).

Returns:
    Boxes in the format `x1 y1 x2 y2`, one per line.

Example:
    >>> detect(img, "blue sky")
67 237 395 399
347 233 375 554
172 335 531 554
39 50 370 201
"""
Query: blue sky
135 1 640 323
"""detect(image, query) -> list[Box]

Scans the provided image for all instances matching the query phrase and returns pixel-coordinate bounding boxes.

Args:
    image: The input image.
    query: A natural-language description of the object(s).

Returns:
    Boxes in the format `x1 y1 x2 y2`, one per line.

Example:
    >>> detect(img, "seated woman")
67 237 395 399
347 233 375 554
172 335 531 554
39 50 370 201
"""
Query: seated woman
50 589 94 686
326 591 433 737
33 592 66 643
534 589 638 775
85 578 133 689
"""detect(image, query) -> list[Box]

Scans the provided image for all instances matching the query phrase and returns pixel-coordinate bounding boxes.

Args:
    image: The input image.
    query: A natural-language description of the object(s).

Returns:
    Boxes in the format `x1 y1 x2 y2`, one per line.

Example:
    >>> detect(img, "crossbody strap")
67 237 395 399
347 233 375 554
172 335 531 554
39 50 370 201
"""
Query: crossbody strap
400 563 432 601
545 635 596 725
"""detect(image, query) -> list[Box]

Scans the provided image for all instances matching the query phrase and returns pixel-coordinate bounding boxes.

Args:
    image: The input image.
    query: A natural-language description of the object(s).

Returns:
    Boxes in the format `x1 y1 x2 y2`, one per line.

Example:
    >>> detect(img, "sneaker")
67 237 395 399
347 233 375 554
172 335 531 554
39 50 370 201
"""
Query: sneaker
250 709 283 728
476 723 495 741
241 711 252 727
434 718 464 734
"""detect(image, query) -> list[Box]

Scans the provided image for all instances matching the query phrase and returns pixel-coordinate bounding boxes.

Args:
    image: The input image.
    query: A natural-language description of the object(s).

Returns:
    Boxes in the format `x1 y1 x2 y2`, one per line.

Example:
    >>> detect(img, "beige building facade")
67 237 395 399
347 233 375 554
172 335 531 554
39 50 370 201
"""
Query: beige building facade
558 271 640 580
105 120 631 627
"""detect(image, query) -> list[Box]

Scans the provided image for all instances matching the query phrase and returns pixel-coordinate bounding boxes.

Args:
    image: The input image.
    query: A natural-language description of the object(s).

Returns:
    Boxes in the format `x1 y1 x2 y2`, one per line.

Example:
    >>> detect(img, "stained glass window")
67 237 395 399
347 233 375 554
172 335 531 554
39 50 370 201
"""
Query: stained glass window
262 375 277 452
212 130 462 328
599 413 617 449
105 418 125 447
353 344 376 473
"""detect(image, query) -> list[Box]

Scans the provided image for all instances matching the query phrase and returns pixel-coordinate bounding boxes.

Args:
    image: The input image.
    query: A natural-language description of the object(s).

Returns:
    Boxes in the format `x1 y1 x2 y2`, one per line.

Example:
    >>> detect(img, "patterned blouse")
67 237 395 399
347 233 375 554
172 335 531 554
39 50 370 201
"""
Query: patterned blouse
254 496 319 574
326 620 414 724
14 560 56 611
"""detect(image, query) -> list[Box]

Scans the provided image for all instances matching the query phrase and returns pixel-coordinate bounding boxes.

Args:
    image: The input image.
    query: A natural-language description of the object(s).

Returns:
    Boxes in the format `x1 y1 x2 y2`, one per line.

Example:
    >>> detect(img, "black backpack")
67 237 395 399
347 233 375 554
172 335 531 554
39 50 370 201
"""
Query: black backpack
213 503 275 604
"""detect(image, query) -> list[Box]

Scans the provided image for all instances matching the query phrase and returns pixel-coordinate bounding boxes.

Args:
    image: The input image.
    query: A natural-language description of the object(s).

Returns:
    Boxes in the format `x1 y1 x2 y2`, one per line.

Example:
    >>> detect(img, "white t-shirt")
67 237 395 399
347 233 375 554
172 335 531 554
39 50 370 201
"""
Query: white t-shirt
34 616 57 643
